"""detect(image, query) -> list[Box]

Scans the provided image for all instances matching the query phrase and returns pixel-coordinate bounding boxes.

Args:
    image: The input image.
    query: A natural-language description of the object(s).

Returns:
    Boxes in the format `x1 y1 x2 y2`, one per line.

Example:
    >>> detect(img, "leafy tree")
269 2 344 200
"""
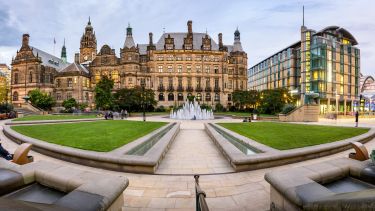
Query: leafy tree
62 98 78 112
232 90 259 111
114 86 157 112
29 89 55 110
94 76 114 110
78 103 88 111
0 103 13 113
259 88 294 114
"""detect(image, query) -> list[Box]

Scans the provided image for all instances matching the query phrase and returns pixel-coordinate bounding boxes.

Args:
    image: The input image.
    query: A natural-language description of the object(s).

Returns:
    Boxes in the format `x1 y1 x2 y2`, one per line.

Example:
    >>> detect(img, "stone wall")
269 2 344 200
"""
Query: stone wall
279 104 319 122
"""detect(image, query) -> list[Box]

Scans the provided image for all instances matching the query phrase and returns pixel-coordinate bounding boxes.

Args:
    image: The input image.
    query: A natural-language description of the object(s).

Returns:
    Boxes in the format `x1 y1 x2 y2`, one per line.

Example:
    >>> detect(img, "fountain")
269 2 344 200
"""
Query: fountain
170 98 214 120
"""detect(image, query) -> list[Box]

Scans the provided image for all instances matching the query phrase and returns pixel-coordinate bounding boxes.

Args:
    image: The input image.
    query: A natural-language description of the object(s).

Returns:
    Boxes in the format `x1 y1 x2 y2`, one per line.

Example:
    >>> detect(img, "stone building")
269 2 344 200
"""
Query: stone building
11 19 247 109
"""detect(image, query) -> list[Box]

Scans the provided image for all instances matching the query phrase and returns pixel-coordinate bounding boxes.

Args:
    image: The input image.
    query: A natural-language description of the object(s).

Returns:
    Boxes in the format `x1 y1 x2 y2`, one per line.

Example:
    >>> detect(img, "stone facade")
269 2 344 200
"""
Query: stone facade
10 19 247 109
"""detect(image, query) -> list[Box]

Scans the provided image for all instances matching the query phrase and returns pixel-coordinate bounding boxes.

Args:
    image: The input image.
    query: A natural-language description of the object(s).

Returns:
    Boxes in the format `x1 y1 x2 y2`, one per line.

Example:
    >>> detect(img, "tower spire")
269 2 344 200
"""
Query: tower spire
302 5 305 26
61 38 67 63
88 16 91 25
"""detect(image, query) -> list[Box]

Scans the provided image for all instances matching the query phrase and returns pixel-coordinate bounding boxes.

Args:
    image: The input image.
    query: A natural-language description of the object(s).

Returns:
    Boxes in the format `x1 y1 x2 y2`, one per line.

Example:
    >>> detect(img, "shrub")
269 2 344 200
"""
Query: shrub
215 103 225 112
62 98 78 112
0 103 13 113
29 89 55 110
155 105 165 112
200 104 212 111
281 104 296 114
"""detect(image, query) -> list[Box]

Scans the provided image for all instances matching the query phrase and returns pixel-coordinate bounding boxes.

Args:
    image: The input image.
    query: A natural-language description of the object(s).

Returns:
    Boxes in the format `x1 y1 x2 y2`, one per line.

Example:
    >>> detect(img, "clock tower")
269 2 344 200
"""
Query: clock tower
79 17 97 63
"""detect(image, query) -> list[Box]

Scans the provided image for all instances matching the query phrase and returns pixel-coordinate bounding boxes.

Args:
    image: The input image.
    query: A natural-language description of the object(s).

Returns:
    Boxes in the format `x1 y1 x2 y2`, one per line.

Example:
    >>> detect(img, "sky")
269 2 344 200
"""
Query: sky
0 0 374 75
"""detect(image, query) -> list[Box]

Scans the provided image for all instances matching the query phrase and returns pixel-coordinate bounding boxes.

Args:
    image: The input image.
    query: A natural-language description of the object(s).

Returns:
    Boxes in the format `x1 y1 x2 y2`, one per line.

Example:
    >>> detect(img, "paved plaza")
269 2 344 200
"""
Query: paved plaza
1 117 375 210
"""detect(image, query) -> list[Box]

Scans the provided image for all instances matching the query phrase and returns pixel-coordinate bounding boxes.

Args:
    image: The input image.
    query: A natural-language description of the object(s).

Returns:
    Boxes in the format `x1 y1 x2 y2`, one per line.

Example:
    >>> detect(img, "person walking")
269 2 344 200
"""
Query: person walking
125 110 128 119
355 110 359 127
0 141 12 160
121 109 125 120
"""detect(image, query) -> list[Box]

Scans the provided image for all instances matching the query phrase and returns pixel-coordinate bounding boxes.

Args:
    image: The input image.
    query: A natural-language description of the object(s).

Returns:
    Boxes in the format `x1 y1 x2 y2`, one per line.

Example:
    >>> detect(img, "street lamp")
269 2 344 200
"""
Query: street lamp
141 79 146 122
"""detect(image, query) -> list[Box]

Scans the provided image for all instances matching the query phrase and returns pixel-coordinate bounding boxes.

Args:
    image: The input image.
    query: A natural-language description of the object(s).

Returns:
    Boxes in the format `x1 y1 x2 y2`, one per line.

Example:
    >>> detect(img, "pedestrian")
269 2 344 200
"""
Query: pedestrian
355 110 359 127
0 140 12 160
125 110 128 119
121 109 125 120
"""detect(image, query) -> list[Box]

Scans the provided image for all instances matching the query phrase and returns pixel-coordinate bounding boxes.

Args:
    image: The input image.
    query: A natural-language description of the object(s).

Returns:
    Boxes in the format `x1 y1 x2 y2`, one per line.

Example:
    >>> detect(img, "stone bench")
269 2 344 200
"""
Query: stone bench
0 159 128 210
265 158 375 210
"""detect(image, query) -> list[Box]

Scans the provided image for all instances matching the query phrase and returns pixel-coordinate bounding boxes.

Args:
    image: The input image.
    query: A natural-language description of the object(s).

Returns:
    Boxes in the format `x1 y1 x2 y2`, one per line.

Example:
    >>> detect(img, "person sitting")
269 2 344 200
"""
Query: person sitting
0 141 13 160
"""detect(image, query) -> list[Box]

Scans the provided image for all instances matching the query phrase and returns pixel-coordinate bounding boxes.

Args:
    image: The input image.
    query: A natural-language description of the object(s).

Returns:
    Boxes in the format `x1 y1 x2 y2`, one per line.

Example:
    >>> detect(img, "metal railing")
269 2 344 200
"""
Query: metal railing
194 175 209 211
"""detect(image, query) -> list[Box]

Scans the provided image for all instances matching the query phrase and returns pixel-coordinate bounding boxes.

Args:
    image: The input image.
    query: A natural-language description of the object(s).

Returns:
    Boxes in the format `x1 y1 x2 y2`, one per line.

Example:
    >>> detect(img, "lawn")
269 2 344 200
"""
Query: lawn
218 122 369 150
13 115 98 121
214 112 276 117
12 121 167 152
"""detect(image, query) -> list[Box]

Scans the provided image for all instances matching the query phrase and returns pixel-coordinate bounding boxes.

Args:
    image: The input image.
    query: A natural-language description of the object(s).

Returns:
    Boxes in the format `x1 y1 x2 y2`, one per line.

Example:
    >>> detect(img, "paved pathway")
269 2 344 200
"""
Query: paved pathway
1 117 375 210
156 121 234 174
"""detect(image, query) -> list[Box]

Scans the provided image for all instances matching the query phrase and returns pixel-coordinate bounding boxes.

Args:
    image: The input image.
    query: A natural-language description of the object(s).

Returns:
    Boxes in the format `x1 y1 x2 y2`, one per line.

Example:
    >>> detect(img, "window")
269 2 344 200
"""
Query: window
158 93 164 101
228 94 232 101
157 56 164 61
56 79 61 88
214 79 219 89
205 66 210 73
85 92 89 102
168 77 173 88
178 93 183 101
67 78 73 87
196 93 202 101
196 77 201 87
187 65 191 72
159 77 163 87
196 65 201 73
168 65 173 72
56 93 62 100
167 55 173 61
128 56 132 61
168 93 174 101
205 93 211 101
45 74 50 84
13 91 18 101
66 92 72 99
206 78 210 88
177 65 182 73
214 93 220 101
29 71 33 83
14 73 18 84
214 66 219 74
178 77 182 87
186 56 192 61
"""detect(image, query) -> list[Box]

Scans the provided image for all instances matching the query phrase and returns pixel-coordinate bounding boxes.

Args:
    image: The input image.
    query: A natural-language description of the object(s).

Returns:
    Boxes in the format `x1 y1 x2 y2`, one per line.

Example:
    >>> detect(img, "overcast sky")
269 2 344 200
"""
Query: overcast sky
0 0 374 75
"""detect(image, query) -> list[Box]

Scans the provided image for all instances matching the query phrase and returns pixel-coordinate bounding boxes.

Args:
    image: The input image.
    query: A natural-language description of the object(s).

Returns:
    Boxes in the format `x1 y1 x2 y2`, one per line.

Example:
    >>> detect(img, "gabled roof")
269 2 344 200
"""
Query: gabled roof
155 32 220 51
31 47 70 70
58 63 89 76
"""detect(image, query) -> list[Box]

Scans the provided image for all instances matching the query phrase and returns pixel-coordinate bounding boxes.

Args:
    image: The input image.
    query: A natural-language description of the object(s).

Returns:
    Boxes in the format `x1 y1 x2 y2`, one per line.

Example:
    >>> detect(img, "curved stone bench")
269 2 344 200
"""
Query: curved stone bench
265 158 375 210
0 159 128 210
3 123 180 174
205 123 375 171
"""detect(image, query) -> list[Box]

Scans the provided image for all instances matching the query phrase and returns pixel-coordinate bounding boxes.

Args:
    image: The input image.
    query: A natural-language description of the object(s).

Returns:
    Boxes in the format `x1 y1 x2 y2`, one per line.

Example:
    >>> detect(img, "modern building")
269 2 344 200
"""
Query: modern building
248 23 360 114
11 19 248 109
360 74 375 111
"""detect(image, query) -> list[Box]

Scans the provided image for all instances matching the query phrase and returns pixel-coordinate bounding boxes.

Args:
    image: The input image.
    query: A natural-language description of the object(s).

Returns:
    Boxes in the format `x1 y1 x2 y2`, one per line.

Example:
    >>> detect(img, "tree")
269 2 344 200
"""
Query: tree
62 98 78 112
232 90 259 111
94 76 114 110
114 86 157 112
259 88 294 114
29 89 55 110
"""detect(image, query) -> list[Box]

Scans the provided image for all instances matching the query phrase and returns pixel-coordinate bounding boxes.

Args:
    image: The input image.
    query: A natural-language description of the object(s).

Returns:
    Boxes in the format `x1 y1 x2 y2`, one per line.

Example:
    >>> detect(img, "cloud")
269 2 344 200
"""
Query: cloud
0 0 374 75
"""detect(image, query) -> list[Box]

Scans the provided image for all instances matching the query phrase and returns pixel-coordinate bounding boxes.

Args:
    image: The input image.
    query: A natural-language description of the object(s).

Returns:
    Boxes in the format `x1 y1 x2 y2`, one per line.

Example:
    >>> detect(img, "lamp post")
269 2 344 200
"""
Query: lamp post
141 79 146 122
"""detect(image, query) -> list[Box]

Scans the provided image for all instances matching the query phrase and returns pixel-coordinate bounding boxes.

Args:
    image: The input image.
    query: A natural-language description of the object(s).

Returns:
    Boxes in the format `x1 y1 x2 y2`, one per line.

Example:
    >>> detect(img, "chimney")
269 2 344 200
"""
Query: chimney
218 33 223 47
149 32 153 45
22 34 30 47
75 53 80 63
187 20 192 34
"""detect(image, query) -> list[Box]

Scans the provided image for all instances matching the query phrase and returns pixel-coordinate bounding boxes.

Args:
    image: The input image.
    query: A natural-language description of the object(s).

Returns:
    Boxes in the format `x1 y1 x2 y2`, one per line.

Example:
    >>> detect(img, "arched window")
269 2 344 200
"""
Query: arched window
177 93 183 101
205 93 211 101
13 91 18 101
158 93 164 101
214 93 220 101
14 73 18 84
168 93 174 101
196 93 202 101
29 71 33 83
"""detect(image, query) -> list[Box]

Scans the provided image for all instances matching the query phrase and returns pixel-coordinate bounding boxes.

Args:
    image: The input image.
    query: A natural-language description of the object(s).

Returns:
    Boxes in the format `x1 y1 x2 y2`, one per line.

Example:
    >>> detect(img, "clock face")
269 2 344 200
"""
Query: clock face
84 55 88 61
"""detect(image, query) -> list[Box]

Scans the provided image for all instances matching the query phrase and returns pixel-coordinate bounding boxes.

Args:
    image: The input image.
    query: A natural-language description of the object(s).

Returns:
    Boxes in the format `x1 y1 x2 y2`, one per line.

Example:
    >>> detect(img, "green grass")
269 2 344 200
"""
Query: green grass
218 122 369 150
14 115 98 121
214 112 276 117
12 121 167 152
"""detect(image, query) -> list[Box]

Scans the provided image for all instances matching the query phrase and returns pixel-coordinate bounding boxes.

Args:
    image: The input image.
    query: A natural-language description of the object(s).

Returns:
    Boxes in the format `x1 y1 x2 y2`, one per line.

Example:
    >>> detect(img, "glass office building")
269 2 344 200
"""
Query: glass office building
248 25 360 114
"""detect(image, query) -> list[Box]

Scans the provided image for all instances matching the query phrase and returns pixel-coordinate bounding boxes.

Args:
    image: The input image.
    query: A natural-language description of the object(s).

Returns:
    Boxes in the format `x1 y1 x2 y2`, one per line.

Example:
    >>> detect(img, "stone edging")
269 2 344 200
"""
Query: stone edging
3 122 180 174
6 118 103 125
205 123 375 171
